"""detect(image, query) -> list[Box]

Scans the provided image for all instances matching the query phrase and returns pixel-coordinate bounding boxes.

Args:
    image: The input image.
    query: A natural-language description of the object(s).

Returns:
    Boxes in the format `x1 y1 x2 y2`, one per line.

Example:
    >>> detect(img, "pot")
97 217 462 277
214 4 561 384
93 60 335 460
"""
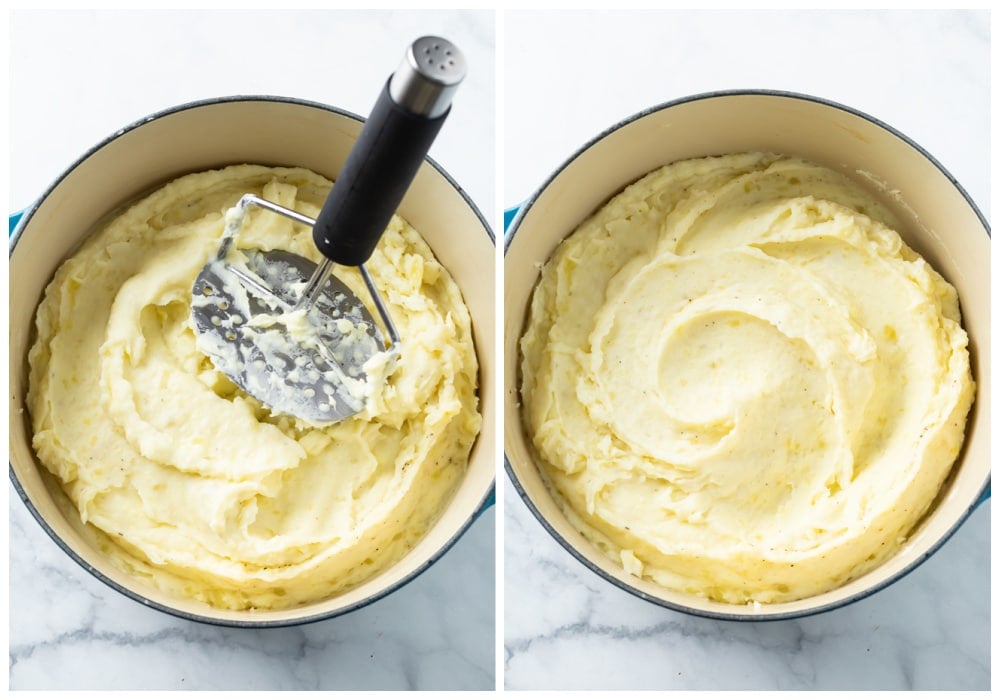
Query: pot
9 96 495 627
503 90 989 620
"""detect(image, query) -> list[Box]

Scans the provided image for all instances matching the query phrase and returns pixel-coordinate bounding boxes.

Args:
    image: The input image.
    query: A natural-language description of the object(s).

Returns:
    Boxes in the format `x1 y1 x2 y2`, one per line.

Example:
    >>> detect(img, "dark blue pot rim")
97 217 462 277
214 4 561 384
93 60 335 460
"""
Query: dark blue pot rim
10 94 495 629
503 88 990 622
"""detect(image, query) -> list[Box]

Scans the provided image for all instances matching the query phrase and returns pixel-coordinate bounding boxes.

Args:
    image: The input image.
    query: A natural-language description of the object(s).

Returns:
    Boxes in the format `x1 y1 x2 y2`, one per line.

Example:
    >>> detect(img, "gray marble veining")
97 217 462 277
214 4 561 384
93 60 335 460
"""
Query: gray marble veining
504 485 989 691
10 489 495 691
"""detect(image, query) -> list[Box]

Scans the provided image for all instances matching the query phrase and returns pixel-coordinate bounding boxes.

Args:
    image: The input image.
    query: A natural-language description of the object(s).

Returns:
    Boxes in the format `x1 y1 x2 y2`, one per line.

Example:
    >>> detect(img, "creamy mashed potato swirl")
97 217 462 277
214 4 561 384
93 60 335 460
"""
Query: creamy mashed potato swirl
520 153 973 604
28 164 481 610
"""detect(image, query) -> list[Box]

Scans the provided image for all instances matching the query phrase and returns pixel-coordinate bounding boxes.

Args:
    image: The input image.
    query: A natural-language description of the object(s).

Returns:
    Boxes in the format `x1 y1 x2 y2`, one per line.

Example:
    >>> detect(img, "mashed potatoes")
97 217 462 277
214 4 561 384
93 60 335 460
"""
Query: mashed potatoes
27 164 481 610
519 152 974 604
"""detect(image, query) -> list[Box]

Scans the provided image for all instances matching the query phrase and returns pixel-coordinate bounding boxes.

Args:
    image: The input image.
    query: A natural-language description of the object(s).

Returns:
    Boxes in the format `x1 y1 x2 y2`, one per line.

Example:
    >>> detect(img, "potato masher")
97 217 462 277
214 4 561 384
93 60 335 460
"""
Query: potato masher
191 36 465 425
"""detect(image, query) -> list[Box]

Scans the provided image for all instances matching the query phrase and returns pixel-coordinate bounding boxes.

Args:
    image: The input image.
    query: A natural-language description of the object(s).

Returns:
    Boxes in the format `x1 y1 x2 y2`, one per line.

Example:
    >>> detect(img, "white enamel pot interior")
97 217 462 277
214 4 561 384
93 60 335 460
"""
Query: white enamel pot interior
9 96 495 627
503 90 989 621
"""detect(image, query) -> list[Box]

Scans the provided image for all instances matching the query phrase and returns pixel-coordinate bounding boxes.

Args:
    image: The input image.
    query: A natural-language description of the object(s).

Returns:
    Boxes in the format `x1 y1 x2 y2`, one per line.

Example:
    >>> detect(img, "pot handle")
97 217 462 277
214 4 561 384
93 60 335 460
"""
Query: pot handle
503 205 521 235
976 481 991 508
10 209 25 237
475 485 496 520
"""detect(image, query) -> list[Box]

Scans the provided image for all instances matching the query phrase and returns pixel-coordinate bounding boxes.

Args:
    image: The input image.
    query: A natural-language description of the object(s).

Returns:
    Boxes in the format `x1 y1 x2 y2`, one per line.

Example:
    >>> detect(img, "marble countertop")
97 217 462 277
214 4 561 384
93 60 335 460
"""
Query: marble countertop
9 9 495 692
502 9 989 692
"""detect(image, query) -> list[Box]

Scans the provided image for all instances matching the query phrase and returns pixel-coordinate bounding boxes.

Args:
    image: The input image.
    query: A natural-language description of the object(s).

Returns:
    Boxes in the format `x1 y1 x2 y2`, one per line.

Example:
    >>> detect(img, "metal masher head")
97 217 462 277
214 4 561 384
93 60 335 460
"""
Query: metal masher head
191 195 400 425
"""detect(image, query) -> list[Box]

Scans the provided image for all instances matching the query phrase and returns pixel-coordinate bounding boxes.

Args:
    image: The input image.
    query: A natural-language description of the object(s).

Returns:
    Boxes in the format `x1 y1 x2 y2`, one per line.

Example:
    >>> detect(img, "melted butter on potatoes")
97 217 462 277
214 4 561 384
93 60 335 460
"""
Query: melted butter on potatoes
27 164 481 611
520 152 973 605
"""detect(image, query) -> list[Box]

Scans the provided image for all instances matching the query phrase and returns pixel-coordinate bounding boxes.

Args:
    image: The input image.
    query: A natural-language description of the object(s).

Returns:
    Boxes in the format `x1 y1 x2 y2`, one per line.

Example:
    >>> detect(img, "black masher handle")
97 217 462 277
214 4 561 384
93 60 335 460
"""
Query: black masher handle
312 80 448 267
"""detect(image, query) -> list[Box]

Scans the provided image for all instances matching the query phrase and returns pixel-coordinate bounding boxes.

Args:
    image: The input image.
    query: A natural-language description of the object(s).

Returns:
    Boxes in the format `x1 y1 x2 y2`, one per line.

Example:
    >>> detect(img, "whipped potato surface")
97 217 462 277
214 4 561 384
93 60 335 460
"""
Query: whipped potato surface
28 164 481 610
519 153 974 604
